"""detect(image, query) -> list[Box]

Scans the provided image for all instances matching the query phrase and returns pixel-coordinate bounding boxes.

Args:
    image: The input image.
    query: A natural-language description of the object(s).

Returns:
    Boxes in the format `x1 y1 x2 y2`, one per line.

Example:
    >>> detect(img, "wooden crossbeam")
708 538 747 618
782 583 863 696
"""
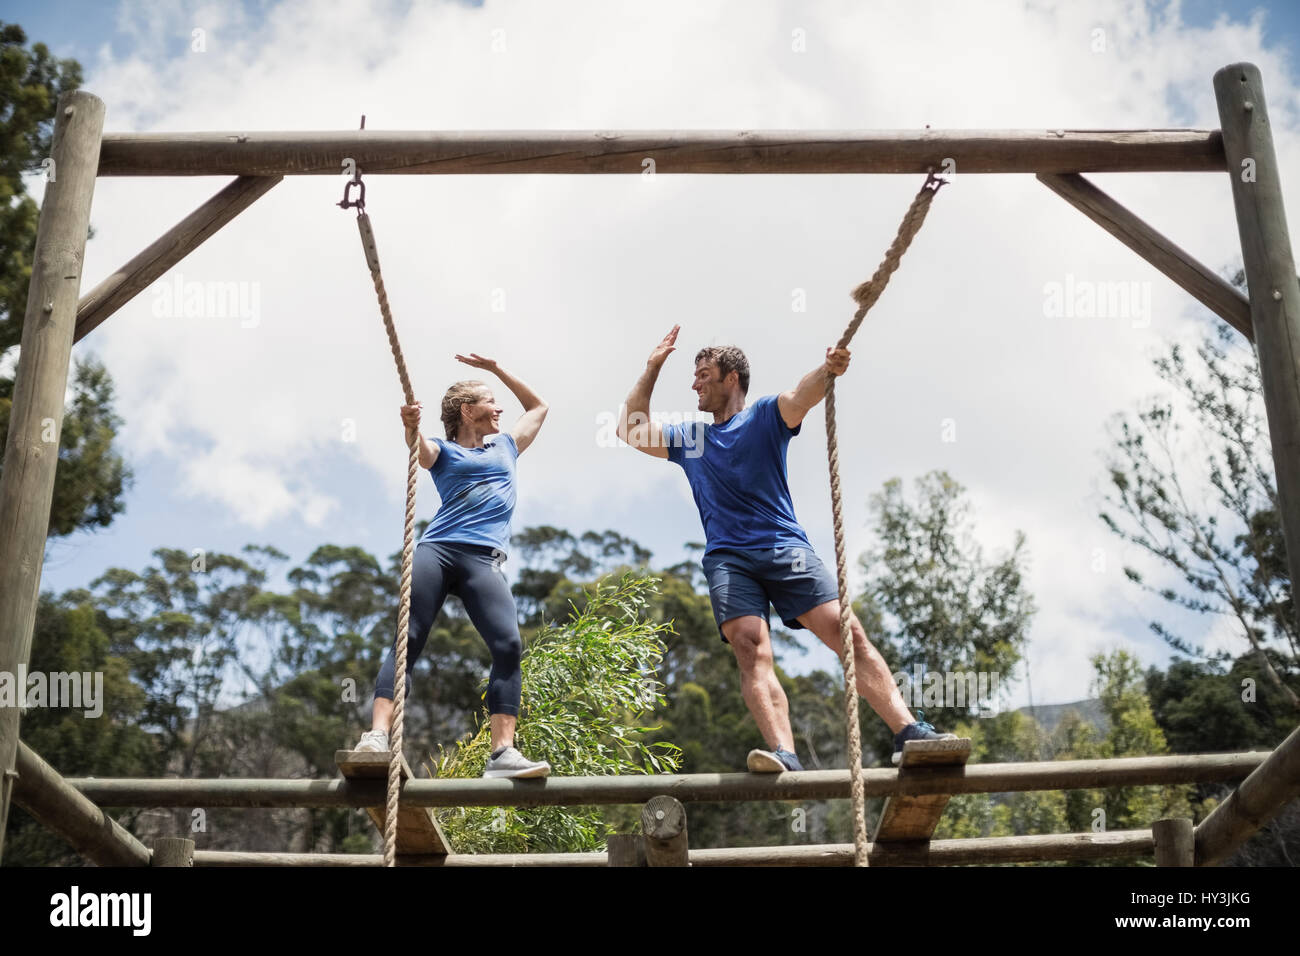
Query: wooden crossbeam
335 750 451 856
94 129 1227 177
69 750 1266 808
1037 172 1254 340
872 737 973 845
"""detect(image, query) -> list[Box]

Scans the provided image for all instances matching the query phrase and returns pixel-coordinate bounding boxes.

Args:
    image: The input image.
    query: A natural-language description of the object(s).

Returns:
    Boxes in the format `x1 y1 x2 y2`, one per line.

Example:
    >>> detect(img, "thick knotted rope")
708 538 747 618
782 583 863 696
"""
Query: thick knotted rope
826 173 945 867
356 212 419 868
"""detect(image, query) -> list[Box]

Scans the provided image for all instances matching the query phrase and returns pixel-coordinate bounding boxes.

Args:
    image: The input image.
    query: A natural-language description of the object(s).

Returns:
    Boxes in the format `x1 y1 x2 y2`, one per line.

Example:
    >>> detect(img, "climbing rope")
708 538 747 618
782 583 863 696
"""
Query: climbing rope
826 172 945 867
341 173 419 868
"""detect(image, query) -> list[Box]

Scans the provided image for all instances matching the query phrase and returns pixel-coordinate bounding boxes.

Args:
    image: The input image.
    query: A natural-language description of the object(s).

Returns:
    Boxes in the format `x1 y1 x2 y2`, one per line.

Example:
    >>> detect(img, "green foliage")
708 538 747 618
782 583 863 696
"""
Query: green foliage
0 25 130 540
936 651 1193 866
1078 650 1193 843
0 21 84 352
1098 312 1299 708
1147 653 1297 754
428 571 681 853
859 470 1035 732
4 593 155 865
936 711 1067 847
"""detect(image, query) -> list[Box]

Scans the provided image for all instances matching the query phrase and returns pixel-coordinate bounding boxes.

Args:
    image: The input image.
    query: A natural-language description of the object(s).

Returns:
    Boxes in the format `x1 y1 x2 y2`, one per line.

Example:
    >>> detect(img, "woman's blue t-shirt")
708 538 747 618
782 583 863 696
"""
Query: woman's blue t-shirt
419 432 518 554
660 394 812 554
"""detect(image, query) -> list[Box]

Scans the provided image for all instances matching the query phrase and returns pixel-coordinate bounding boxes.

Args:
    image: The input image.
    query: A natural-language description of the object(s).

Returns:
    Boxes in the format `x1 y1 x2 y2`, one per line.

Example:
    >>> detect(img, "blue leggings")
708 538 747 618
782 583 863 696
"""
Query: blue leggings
374 541 522 716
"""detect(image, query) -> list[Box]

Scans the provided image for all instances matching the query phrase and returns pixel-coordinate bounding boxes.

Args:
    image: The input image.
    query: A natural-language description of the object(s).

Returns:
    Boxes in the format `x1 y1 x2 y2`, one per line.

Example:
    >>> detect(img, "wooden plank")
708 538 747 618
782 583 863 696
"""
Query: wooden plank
872 738 972 843
69 750 1267 808
74 175 281 342
11 741 151 866
95 129 1227 177
335 750 452 856
1037 172 1254 340
0 91 106 862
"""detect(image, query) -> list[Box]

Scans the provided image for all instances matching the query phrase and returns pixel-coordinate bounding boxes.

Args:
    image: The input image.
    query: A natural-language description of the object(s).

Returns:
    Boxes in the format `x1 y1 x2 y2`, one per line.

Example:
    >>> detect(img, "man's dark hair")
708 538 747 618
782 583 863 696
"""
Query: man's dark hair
694 345 750 394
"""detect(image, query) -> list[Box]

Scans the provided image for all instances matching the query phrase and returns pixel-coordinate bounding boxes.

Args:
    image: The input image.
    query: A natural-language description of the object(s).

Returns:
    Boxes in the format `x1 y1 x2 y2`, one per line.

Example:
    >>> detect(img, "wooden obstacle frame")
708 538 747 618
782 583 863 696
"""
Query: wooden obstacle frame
2 62 1299 866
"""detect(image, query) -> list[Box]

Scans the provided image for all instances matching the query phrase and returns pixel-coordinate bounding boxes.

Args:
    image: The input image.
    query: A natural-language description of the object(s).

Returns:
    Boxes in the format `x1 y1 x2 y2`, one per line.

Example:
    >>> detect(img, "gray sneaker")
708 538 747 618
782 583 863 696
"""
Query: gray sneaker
353 729 389 752
483 746 551 779
747 747 804 772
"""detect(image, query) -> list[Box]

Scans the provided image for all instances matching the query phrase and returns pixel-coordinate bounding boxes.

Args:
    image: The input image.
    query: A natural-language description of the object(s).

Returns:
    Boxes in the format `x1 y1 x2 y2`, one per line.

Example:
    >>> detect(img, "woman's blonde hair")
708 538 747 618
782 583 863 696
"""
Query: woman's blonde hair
441 380 488 441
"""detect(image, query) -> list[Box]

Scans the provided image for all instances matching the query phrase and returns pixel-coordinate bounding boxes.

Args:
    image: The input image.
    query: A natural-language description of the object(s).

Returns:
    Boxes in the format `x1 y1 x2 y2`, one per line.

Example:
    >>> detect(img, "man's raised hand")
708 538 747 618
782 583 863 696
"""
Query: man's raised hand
648 325 680 370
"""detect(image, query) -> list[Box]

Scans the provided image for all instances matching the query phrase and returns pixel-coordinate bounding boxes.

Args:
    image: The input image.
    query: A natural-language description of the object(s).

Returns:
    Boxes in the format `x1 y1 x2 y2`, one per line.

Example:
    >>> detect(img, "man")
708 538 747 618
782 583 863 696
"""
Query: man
618 325 955 771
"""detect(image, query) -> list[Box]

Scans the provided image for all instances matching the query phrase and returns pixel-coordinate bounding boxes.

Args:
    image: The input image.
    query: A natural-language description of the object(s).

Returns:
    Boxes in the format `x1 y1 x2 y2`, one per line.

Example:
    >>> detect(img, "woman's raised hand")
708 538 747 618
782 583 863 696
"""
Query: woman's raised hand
455 353 500 373
400 403 422 431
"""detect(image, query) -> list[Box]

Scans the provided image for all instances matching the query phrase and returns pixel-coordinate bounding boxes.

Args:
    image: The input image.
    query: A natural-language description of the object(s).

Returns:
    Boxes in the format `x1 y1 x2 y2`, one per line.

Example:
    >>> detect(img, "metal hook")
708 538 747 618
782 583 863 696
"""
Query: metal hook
338 176 365 213
337 114 367 214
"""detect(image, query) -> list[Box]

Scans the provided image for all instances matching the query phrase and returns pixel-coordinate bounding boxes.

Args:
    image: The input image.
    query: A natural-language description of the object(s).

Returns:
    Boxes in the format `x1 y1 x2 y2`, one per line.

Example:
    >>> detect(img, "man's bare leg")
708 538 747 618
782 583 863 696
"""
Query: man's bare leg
796 599 914 734
723 614 796 752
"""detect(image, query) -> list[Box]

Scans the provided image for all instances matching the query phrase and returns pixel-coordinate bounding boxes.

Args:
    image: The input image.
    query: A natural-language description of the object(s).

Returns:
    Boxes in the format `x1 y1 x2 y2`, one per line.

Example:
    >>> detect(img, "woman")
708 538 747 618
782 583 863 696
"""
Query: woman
354 353 551 779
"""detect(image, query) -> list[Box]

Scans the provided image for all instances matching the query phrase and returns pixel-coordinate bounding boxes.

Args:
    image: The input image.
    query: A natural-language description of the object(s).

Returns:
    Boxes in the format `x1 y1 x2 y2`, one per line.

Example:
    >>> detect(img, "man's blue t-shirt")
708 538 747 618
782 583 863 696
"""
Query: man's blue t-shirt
661 395 812 554
419 432 518 554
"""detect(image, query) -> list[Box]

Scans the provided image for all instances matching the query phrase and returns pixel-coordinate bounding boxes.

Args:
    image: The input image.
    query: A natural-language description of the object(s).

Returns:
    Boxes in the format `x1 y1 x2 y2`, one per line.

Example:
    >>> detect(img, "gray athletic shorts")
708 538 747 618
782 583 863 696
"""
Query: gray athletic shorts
700 546 840 643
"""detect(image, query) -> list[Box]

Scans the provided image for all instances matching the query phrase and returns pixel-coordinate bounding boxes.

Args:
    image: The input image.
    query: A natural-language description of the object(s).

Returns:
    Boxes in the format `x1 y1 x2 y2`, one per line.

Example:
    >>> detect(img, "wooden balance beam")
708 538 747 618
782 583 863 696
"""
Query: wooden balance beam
336 750 452 856
872 738 973 853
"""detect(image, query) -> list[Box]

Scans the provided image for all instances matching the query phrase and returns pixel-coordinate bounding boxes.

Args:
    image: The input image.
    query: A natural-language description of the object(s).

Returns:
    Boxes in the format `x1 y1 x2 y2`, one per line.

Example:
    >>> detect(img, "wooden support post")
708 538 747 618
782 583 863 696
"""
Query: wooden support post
606 833 646 867
1215 63 1300 694
640 795 689 867
0 90 106 864
1036 172 1253 339
74 175 282 342
10 741 150 866
1194 723 1300 865
151 837 195 867
1151 817 1195 866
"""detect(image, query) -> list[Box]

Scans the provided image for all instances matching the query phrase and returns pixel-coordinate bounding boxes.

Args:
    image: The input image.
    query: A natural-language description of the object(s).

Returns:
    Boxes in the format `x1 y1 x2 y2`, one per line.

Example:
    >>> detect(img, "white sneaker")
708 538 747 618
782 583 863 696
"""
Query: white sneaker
483 746 551 779
354 729 390 753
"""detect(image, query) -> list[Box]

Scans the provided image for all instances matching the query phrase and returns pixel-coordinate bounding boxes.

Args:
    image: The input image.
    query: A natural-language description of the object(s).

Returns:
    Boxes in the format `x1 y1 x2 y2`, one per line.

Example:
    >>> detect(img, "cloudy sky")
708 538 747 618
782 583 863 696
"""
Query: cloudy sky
9 0 1300 711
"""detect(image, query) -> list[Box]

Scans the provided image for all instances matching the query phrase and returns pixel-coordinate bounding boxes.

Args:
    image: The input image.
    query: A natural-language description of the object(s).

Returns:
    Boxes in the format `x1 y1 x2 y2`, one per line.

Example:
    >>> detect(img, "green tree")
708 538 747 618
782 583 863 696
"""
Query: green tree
936 710 1067 846
0 21 83 352
0 23 132 538
938 652 1192 865
1076 650 1193 841
430 572 680 853
510 526 651 625
2 593 155 866
859 470 1036 734
1146 653 1294 755
1099 306 1299 709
